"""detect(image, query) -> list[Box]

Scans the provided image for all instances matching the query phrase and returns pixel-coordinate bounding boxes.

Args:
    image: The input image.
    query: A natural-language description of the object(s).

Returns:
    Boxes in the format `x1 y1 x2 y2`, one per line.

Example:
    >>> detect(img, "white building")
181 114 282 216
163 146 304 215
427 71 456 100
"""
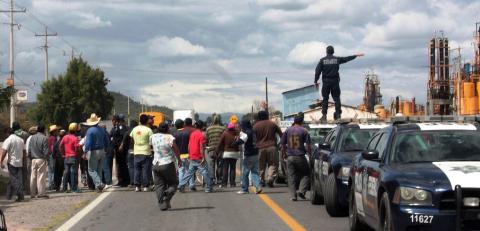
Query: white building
285 102 378 123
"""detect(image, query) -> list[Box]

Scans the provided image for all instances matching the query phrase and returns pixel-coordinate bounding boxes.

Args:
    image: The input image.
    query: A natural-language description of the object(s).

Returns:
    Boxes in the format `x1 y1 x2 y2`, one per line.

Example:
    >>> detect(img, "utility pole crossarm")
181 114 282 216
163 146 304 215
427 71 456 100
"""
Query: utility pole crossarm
35 26 57 81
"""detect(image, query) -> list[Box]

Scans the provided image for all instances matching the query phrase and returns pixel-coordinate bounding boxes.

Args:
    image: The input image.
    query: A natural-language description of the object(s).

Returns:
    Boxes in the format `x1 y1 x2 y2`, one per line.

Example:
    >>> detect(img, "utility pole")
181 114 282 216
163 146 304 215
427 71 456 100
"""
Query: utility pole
35 26 57 81
127 96 130 126
0 0 25 126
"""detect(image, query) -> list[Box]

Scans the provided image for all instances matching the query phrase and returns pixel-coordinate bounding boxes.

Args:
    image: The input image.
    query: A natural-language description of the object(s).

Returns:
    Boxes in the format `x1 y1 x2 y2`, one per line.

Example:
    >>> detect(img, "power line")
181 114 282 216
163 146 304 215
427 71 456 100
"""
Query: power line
105 67 311 76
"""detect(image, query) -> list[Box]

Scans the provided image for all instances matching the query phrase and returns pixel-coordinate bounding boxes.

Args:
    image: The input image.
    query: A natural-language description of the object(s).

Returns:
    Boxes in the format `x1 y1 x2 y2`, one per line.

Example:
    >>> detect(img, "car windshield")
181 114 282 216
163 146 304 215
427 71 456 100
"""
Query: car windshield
309 128 332 144
391 130 480 163
339 128 378 152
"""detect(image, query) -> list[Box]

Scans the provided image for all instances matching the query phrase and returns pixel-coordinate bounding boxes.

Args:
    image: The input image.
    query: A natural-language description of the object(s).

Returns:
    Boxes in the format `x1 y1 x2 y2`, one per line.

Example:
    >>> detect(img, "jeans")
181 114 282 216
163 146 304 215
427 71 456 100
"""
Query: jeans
179 160 212 191
48 155 55 188
127 152 135 185
258 146 279 184
286 155 310 198
241 155 261 192
147 155 153 185
222 158 237 187
321 79 342 118
206 150 222 183
30 159 48 197
153 162 178 207
178 158 194 187
6 164 24 200
63 157 79 191
87 150 105 187
134 155 151 187
102 151 113 185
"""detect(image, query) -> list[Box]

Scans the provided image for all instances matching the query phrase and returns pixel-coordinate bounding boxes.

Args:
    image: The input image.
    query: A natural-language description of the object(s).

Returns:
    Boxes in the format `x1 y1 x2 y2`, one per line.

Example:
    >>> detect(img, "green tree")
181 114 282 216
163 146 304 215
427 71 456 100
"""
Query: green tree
31 58 114 128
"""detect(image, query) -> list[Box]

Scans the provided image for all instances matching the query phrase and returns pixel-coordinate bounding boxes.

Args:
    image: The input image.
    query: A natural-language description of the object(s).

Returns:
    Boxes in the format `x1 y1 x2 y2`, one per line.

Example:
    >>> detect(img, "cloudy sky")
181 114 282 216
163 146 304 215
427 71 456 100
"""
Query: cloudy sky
0 0 479 114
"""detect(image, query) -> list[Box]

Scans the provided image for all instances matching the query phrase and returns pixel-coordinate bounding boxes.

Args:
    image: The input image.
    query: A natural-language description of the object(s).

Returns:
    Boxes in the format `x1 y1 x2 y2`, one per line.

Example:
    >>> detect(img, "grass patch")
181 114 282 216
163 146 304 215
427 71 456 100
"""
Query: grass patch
32 195 94 231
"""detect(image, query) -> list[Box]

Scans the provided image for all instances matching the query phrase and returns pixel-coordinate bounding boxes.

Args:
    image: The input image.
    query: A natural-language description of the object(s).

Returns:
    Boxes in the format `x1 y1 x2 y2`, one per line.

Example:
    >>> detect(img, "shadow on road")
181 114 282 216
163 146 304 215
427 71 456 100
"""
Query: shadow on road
168 206 214 211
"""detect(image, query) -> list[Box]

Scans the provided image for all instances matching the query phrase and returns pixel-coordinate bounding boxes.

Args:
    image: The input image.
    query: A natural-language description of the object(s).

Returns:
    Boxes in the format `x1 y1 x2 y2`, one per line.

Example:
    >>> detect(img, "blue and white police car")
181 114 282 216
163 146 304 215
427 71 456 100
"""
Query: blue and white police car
310 120 387 217
349 119 480 231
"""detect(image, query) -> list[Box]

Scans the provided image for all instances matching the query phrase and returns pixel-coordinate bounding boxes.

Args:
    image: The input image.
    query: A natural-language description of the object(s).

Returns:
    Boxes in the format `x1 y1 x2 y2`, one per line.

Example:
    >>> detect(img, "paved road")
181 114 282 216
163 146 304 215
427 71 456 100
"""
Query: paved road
64 183 349 231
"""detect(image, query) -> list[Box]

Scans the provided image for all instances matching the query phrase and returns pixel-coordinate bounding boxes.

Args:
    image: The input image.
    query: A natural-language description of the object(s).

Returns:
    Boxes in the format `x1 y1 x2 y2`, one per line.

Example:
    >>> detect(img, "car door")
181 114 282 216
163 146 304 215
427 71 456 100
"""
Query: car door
364 132 390 219
355 133 382 218
319 128 339 187
313 129 333 181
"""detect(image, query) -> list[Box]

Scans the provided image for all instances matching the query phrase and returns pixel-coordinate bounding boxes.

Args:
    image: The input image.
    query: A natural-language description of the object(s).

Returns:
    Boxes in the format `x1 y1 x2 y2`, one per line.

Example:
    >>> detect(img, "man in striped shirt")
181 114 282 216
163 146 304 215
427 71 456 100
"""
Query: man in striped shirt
205 115 225 184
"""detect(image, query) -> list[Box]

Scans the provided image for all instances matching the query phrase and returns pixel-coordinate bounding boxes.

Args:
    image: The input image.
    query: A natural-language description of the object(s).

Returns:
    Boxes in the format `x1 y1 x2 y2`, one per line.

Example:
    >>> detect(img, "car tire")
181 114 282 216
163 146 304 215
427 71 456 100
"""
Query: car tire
310 173 324 205
379 192 393 231
325 173 348 217
349 188 369 231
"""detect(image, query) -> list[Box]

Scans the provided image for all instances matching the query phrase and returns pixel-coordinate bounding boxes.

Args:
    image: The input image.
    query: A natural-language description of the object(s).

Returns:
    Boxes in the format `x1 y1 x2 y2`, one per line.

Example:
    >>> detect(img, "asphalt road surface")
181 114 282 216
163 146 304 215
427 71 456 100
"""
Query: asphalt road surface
62 183 349 231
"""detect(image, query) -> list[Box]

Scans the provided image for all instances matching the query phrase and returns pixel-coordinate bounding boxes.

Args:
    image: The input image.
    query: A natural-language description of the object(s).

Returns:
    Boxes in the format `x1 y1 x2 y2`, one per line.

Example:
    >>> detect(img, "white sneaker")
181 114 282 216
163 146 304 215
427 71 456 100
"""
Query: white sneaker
143 187 148 192
135 187 140 192
104 185 112 190
237 190 248 194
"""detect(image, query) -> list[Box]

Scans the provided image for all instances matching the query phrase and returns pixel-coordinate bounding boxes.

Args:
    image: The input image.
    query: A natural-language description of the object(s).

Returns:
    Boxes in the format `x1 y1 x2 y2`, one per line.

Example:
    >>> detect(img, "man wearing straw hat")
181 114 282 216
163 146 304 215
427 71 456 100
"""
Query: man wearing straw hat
84 113 110 192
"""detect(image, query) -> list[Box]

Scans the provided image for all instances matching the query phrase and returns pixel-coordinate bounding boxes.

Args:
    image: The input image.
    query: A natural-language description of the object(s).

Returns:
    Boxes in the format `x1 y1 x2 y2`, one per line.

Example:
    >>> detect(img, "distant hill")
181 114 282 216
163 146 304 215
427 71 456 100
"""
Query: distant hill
110 92 174 121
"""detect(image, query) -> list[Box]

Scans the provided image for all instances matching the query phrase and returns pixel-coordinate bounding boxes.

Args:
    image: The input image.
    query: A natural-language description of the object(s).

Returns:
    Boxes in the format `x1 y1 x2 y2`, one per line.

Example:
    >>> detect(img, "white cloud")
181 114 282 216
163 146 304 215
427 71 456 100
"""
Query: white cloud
287 41 348 65
238 33 265 55
148 36 208 57
71 12 112 29
141 80 252 113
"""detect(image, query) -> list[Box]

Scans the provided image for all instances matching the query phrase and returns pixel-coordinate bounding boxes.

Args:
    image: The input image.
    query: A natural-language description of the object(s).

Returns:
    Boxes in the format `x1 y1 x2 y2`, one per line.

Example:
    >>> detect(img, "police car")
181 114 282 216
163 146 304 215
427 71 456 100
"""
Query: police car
349 118 480 231
310 119 387 217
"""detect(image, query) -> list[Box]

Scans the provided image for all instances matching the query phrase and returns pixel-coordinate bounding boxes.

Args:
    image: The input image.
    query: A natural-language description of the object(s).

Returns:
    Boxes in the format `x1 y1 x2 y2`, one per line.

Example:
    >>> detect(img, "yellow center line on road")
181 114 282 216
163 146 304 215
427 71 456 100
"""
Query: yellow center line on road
235 168 307 231
257 194 307 231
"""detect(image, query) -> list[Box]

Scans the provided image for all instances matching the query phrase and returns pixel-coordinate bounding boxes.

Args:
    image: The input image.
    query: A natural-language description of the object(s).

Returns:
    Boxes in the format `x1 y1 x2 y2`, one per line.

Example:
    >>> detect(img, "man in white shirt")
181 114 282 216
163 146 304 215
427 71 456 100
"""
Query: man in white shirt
0 122 27 202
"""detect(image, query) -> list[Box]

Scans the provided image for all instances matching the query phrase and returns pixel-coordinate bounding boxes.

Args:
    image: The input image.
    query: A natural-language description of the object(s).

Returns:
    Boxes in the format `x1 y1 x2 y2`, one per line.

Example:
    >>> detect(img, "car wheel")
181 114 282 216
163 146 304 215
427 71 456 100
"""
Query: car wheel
379 192 393 231
349 188 369 231
325 172 348 217
310 173 324 205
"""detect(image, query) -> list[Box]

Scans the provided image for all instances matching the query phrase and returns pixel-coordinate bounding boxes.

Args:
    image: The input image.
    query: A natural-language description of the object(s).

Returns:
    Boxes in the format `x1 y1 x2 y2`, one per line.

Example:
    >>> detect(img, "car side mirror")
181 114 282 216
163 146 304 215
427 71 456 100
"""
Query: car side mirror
361 150 379 160
319 142 331 150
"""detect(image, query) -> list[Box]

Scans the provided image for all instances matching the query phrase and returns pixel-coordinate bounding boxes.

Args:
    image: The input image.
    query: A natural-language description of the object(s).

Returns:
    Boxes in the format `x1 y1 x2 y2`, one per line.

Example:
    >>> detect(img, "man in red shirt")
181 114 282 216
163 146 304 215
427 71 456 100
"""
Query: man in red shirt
59 123 82 193
178 120 213 193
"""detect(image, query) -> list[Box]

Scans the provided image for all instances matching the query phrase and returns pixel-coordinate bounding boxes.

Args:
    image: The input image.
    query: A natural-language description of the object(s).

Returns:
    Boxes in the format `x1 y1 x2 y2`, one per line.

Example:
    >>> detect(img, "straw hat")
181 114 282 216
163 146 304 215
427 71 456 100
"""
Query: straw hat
85 113 101 126
49 125 59 132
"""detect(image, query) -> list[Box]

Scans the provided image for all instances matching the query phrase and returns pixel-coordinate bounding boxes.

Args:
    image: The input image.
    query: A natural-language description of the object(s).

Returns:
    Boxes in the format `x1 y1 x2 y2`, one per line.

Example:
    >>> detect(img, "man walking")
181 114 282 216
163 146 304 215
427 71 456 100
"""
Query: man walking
178 120 213 193
47 125 59 190
130 114 154 192
205 115 224 184
253 111 282 187
315 45 364 121
28 124 49 199
236 119 262 194
84 113 110 192
281 115 312 201
0 122 26 202
172 119 195 190
150 122 180 211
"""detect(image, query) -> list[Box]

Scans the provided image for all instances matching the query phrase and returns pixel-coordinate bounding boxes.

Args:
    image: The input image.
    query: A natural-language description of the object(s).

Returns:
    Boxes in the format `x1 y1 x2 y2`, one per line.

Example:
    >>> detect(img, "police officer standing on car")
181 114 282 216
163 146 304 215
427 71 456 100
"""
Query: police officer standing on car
314 46 364 122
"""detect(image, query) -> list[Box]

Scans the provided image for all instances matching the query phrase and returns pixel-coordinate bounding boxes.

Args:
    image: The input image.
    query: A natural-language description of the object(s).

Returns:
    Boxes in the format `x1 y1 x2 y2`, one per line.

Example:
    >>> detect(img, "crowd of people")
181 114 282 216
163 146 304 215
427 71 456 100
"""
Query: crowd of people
0 110 312 210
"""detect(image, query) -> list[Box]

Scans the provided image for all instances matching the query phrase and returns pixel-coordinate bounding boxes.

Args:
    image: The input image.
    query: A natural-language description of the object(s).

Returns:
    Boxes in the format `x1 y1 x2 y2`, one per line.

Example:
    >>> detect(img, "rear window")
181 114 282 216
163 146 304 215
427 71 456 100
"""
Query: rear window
339 128 379 152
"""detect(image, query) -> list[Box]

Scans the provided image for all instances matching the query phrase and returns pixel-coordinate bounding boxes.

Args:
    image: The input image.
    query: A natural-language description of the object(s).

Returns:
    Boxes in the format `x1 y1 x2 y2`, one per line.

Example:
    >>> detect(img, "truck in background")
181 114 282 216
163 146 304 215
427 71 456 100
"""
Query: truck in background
173 109 195 123
139 111 166 126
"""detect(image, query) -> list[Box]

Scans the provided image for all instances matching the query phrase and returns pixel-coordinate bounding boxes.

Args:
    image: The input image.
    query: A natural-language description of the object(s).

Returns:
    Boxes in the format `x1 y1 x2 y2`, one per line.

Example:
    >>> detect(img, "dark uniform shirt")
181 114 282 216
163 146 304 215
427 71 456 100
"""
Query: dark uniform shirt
315 54 357 83
111 124 129 148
